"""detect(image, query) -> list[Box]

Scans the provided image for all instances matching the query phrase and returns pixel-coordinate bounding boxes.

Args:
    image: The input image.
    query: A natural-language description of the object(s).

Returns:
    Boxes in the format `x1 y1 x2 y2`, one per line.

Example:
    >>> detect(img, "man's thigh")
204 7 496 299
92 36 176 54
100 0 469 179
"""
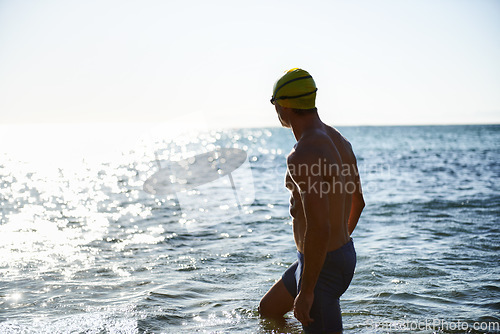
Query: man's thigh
305 293 342 333
259 278 294 318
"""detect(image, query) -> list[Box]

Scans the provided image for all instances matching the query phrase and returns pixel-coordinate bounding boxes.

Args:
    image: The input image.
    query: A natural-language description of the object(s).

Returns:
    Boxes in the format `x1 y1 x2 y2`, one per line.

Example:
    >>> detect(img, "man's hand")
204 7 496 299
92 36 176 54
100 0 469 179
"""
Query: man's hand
293 290 314 326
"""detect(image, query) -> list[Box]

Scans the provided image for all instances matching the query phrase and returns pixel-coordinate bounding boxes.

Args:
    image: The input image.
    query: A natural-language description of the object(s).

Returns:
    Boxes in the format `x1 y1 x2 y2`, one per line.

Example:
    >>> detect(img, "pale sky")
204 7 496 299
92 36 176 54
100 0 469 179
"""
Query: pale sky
0 0 499 126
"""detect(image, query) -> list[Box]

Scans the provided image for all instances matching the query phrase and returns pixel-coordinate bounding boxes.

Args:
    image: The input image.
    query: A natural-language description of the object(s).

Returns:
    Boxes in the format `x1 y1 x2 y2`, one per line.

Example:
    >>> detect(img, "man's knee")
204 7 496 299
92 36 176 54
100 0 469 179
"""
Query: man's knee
258 296 272 317
259 294 292 318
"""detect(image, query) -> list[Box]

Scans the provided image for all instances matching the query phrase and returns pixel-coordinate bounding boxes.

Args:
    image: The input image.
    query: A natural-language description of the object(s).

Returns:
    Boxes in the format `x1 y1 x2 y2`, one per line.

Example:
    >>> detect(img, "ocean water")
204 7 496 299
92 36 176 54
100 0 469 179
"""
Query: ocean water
0 124 499 334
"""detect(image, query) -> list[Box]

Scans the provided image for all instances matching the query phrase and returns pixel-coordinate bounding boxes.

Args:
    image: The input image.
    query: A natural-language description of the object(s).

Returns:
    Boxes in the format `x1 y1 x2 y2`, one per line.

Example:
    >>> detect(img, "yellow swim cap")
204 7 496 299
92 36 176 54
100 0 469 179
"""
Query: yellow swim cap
271 68 317 109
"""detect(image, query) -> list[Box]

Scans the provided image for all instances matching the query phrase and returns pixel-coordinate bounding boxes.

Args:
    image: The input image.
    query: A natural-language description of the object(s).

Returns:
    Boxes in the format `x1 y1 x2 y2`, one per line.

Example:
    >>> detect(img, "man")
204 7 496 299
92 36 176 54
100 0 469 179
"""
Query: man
259 68 365 333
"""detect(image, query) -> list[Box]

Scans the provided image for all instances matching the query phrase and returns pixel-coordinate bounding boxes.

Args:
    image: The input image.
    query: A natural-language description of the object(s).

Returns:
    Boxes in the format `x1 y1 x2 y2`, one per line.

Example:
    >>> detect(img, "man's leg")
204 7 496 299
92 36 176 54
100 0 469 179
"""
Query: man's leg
259 278 294 318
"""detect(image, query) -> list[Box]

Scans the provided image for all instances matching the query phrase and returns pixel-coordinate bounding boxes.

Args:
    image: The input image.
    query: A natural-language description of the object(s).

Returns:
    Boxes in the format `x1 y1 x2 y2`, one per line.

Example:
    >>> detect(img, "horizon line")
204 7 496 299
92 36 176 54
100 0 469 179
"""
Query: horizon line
0 121 498 128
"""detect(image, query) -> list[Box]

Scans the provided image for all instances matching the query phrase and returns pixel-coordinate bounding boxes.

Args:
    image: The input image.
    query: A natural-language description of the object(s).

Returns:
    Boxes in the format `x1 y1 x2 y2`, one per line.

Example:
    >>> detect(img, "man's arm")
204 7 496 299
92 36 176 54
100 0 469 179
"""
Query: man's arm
347 162 365 235
287 150 331 326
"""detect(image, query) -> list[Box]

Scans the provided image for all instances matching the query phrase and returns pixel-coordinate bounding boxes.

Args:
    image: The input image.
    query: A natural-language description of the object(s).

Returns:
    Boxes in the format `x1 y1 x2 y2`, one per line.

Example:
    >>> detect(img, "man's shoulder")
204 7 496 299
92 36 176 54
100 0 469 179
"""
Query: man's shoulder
291 133 327 154
288 131 339 166
299 128 334 148
324 125 357 163
325 125 353 149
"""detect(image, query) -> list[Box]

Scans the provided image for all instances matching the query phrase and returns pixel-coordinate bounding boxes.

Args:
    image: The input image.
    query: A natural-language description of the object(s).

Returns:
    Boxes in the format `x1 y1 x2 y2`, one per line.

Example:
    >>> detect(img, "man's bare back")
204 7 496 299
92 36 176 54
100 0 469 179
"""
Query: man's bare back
285 125 360 253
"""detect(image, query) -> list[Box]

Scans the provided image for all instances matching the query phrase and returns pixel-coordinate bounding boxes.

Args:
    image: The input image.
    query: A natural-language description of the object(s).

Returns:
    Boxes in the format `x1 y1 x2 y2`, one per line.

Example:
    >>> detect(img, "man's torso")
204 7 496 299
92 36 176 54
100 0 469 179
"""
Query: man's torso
286 125 357 252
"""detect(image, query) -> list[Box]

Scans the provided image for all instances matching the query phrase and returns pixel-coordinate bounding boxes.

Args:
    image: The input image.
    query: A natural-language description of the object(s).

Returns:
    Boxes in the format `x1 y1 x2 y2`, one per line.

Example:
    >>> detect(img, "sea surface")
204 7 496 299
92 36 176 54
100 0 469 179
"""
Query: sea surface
0 124 499 333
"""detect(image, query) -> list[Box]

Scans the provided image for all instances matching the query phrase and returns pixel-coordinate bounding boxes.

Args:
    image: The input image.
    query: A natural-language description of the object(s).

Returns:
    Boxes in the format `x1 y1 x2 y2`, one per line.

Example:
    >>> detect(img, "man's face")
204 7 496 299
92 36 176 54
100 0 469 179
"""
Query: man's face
275 104 289 128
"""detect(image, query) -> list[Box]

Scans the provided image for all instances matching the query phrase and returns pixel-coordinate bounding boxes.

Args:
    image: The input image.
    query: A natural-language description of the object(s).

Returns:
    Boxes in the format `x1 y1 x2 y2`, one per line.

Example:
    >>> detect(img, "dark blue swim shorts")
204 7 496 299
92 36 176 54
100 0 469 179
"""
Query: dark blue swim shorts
282 238 356 333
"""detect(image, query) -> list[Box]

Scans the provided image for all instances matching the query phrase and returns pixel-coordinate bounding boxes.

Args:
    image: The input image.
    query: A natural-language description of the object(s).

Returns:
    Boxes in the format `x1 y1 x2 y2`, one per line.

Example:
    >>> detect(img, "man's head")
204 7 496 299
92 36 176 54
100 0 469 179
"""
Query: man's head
271 68 317 109
271 68 318 127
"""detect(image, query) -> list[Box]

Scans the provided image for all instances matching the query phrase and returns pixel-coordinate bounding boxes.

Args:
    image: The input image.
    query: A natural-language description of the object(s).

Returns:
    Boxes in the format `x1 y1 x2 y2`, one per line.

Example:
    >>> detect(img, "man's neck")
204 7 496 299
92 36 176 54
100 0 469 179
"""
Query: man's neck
290 112 324 141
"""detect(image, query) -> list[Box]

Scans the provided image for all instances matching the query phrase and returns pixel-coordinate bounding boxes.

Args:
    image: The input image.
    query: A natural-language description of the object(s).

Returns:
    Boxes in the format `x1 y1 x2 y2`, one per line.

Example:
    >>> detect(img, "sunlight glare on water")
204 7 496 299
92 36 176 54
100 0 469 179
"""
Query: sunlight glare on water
0 124 499 333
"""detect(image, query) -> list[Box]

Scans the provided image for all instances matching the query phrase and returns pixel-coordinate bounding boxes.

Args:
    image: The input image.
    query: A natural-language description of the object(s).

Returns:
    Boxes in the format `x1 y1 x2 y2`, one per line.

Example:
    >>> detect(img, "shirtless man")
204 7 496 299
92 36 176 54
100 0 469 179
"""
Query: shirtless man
259 69 365 333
